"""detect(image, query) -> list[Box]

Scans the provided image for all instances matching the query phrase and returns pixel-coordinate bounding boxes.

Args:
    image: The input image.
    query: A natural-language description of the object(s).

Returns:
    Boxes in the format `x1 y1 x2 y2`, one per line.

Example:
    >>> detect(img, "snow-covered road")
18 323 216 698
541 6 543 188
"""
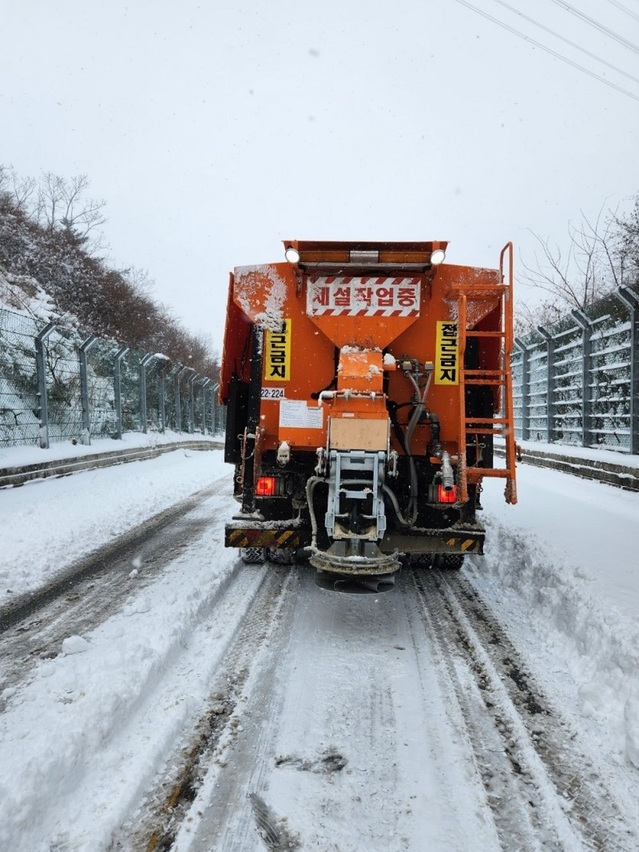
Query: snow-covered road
1 447 639 851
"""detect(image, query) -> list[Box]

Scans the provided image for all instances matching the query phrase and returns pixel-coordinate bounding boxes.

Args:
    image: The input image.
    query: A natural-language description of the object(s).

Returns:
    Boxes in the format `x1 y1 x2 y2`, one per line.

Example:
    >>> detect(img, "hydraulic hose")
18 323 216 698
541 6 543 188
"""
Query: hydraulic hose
382 484 414 527
440 450 455 491
305 476 323 549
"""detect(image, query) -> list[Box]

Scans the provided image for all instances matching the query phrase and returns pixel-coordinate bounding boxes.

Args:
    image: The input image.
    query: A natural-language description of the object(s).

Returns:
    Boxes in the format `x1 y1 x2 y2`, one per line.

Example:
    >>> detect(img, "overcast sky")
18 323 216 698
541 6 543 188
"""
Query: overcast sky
2 0 638 350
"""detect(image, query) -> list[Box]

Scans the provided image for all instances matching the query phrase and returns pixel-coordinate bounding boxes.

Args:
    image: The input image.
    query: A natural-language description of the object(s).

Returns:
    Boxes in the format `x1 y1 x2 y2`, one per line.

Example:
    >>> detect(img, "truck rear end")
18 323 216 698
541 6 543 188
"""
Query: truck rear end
220 240 517 587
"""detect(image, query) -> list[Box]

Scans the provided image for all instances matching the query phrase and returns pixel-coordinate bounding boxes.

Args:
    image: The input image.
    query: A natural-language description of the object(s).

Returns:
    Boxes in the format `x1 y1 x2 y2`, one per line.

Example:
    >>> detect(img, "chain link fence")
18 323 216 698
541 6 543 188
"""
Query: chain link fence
512 286 639 455
0 311 40 446
0 308 224 449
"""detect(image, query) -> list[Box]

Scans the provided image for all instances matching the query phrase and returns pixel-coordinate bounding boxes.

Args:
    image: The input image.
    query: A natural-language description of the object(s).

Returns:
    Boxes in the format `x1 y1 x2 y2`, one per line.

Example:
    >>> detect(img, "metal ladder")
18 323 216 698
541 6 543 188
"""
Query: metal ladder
451 242 518 505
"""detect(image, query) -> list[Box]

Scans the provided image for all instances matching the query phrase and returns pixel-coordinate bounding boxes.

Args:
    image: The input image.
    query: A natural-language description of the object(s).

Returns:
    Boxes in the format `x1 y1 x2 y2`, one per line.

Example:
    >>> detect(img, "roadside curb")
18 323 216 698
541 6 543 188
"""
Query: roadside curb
496 445 639 492
0 439 224 489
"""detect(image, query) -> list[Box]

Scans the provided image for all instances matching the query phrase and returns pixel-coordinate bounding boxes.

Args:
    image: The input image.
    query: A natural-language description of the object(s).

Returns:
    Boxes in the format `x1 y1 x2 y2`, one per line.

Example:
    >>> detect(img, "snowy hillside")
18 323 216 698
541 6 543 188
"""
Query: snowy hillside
0 263 64 323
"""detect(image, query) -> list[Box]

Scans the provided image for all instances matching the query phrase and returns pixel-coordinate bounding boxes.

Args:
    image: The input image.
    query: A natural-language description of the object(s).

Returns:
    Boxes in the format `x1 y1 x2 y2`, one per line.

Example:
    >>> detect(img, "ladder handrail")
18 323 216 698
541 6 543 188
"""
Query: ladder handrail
454 243 518 505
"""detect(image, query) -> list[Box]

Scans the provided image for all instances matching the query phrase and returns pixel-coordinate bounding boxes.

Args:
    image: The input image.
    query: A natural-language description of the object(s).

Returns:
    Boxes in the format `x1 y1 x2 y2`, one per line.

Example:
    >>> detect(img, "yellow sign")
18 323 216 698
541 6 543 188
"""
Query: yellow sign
435 321 459 385
264 319 291 382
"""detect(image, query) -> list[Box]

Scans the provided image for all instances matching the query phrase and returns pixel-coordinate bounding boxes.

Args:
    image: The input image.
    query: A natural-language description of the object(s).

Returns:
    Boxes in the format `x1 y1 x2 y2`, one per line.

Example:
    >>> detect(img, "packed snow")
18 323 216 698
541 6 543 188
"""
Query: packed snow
0 432 224 598
0 265 59 322
0 440 638 850
234 265 289 332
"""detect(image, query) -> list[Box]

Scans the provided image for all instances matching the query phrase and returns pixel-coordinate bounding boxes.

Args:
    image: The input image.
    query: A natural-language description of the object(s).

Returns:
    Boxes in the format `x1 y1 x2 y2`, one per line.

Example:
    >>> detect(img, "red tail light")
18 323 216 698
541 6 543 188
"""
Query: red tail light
256 476 277 497
437 484 457 504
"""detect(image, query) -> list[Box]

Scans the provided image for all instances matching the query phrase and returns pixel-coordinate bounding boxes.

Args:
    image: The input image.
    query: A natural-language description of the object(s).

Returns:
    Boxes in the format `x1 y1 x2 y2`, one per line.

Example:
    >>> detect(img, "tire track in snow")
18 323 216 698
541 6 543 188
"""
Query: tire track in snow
126 564 296 852
0 477 232 701
0 476 233 634
174 567 501 852
413 568 638 851
0 480 264 851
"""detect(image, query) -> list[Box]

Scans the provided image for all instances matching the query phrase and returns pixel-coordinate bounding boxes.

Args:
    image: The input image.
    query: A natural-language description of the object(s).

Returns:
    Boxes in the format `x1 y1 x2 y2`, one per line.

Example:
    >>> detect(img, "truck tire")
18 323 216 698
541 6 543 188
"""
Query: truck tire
407 553 434 568
268 547 296 565
435 553 464 570
241 547 267 564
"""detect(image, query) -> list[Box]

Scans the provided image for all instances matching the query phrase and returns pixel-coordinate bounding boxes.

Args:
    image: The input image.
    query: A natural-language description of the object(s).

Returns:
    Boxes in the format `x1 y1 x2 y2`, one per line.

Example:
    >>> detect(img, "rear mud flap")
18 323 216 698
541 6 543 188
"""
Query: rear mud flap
381 527 485 555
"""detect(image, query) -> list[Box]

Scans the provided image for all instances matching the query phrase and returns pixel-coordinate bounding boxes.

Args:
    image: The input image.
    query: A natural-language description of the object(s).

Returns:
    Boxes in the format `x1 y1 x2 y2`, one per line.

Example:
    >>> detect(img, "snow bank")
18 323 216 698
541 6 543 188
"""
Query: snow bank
476 469 639 771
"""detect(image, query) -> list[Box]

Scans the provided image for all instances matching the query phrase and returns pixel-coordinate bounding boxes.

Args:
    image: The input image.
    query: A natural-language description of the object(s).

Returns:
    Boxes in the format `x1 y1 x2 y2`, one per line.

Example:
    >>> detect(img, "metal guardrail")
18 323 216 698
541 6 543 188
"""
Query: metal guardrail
0 439 224 488
516 446 639 491
495 442 639 491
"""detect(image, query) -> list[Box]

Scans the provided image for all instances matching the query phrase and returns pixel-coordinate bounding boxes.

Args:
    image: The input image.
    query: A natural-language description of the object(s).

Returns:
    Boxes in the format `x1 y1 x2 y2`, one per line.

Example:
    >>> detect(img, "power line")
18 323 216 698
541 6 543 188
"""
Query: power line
605 0 639 26
492 0 639 84
548 0 639 55
453 0 639 103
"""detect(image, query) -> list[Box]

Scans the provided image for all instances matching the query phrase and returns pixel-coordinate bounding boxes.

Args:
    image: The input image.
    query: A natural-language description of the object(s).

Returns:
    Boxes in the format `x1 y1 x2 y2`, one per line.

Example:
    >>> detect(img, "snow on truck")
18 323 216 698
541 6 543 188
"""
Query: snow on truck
220 240 517 590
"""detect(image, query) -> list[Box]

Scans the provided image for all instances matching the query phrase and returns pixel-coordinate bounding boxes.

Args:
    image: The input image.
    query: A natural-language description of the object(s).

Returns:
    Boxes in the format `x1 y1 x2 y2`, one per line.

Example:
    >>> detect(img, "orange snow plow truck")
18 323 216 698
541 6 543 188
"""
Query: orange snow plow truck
220 240 517 588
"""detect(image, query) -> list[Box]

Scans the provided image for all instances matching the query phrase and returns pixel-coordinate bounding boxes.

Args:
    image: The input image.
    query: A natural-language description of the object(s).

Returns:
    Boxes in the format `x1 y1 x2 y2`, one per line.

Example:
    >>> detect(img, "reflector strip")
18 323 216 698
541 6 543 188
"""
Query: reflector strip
226 528 301 548
445 536 482 553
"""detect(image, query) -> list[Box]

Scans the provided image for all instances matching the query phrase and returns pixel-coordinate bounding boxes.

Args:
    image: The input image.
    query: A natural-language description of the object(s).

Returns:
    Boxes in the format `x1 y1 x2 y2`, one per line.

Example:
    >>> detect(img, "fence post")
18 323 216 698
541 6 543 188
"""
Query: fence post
79 335 98 445
537 325 556 444
211 382 220 434
35 322 56 449
139 353 157 434
513 338 529 441
615 287 639 455
174 365 188 432
158 364 166 434
187 372 197 434
113 347 129 439
200 378 211 434
571 310 593 449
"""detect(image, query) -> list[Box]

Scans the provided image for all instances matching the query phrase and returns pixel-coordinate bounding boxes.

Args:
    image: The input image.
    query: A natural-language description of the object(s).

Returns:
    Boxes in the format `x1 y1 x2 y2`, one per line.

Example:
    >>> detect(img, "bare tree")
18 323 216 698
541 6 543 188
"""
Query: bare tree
122 265 155 296
520 204 621 313
514 298 565 336
35 172 106 240
0 166 37 212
